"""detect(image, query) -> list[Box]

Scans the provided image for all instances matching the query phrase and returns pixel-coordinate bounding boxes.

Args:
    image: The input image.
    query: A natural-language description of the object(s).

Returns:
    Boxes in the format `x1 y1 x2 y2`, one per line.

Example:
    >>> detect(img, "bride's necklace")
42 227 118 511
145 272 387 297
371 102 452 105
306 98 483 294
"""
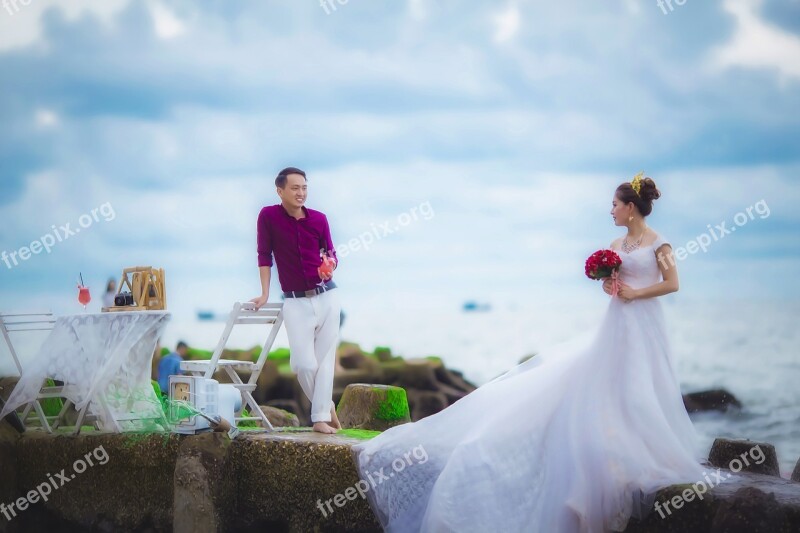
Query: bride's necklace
622 225 648 253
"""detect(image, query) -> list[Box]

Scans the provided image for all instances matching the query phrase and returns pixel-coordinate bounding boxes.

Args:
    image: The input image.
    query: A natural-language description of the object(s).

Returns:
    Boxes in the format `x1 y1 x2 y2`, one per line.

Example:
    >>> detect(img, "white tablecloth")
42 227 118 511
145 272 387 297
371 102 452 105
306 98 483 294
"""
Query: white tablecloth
0 311 170 431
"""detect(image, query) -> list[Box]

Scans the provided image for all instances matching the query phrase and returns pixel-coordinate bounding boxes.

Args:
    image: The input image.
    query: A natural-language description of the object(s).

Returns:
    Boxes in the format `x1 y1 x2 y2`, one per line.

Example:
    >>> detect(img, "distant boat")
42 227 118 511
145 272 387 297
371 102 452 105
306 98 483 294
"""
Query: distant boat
196 310 216 321
462 301 492 313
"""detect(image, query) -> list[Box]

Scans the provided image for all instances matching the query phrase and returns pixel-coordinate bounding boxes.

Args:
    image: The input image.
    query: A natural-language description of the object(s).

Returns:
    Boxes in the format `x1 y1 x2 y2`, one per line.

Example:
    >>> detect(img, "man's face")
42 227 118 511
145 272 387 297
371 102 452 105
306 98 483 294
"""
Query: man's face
277 173 308 209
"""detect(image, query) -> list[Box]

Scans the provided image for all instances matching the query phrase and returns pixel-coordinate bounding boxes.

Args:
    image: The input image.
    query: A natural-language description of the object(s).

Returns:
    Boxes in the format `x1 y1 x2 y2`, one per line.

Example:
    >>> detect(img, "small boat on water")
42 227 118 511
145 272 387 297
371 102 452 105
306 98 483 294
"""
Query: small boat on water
462 301 492 313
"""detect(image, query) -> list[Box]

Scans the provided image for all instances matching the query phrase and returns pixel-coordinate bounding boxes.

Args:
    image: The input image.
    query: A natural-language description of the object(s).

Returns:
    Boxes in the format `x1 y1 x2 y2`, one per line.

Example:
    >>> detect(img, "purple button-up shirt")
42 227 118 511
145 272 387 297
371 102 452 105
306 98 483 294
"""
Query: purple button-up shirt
257 204 338 292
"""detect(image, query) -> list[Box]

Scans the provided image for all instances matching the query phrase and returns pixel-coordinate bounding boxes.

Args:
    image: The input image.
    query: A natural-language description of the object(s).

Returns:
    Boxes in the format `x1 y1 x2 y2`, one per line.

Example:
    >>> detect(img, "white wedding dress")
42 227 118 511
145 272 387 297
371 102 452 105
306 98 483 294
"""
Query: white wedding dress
351 234 707 532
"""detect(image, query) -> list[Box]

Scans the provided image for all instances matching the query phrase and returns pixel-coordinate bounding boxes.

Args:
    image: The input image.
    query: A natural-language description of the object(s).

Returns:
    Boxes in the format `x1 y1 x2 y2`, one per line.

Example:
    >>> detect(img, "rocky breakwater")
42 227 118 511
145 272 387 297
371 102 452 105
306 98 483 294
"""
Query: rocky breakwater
2 394 800 532
189 343 477 426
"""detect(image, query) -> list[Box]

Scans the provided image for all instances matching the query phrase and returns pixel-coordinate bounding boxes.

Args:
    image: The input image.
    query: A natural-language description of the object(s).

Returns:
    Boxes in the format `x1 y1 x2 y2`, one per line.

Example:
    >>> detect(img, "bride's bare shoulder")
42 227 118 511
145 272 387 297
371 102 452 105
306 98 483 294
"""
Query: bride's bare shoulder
609 237 623 250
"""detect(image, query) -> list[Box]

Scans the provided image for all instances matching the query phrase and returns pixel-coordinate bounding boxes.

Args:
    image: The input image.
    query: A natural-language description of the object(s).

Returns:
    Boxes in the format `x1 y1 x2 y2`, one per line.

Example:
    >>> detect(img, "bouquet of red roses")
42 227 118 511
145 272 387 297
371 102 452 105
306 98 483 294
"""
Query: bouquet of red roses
585 249 623 297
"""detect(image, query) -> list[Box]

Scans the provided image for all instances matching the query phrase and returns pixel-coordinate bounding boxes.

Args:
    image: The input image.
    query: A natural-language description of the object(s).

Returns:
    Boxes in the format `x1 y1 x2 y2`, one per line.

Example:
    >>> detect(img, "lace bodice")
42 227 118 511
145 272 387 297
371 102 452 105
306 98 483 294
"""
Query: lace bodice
615 234 670 289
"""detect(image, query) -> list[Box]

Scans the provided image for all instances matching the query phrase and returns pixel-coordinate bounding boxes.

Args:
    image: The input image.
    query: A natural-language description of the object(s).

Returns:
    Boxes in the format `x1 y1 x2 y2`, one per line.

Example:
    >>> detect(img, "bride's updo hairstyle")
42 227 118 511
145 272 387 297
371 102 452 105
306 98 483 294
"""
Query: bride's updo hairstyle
616 174 661 217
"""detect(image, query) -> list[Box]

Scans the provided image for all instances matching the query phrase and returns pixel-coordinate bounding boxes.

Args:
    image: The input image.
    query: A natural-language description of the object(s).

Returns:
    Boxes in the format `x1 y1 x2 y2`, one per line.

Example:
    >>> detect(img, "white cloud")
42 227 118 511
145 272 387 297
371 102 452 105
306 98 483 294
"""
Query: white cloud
623 0 640 15
0 0 129 51
711 0 800 82
34 108 59 128
408 0 426 20
492 3 521 44
148 0 185 40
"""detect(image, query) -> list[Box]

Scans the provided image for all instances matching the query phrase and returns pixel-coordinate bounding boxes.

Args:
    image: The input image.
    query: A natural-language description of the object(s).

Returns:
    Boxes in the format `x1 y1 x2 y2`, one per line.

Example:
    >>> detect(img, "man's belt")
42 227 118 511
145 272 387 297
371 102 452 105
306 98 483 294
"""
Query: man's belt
283 281 337 299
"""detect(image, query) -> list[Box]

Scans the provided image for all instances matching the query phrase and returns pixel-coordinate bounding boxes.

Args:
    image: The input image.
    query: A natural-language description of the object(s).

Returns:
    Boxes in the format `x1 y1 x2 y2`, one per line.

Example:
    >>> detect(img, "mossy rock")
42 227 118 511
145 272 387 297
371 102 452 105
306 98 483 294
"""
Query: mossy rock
337 341 363 353
708 438 780 477
257 405 300 428
186 348 213 360
337 384 410 431
393 359 441 391
373 346 393 362
266 347 291 364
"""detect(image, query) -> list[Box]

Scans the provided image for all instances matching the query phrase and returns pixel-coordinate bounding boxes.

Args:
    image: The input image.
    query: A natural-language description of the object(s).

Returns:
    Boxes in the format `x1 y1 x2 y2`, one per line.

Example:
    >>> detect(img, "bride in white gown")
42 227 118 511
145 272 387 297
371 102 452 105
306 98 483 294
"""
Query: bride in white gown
351 175 708 532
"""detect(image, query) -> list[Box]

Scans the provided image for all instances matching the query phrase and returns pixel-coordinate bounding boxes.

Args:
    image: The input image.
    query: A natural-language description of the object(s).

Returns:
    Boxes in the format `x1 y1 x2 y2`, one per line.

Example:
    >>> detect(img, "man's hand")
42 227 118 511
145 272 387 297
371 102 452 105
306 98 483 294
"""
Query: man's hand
249 294 268 310
318 256 335 281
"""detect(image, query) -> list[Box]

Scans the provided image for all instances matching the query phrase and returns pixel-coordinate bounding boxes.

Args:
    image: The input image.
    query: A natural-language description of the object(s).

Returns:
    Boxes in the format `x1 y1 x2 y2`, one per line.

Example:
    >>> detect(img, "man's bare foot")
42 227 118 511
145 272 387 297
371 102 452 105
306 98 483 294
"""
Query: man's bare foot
313 422 338 434
330 407 342 429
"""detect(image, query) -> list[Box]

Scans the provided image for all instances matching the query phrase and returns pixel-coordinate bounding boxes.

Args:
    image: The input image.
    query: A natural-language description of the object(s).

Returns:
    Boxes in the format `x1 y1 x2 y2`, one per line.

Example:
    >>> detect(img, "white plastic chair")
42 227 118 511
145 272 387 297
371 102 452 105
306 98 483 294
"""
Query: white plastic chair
180 302 284 430
0 311 67 432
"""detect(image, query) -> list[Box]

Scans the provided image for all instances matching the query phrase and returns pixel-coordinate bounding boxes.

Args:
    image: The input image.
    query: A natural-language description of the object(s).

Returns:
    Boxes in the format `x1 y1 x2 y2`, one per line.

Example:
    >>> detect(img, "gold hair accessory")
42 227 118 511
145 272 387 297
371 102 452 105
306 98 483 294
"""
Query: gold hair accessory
631 171 644 196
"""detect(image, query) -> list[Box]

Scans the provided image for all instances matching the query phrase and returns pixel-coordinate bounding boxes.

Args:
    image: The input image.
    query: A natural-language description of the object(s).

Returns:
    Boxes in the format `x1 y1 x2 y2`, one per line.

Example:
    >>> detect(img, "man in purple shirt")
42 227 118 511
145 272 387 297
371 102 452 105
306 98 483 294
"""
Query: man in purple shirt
250 167 342 434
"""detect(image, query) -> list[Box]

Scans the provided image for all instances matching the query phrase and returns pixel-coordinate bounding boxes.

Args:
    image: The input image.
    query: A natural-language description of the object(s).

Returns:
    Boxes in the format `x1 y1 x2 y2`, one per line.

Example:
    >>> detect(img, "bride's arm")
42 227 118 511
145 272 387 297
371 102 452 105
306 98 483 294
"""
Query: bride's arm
625 244 680 300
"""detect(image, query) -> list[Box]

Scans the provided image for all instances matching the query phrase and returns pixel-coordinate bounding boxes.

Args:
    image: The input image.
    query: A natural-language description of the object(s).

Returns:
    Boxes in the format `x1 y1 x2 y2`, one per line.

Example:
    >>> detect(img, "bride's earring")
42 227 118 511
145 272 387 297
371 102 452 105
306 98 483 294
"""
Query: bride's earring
628 216 634 223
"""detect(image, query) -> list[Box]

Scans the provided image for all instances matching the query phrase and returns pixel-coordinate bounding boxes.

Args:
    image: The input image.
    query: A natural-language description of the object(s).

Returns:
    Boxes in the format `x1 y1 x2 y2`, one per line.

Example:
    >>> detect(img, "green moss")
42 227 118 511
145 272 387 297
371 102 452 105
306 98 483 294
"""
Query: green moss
267 347 291 361
425 355 443 364
162 346 213 359
375 388 410 421
161 345 293 365
239 408 259 428
371 346 395 362
186 348 213 360
123 431 172 449
338 428 381 440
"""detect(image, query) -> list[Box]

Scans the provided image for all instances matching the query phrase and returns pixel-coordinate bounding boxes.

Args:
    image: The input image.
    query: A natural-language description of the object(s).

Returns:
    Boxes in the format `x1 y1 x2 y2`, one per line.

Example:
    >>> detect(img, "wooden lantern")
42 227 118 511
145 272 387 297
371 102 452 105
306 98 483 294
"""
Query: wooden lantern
102 266 167 312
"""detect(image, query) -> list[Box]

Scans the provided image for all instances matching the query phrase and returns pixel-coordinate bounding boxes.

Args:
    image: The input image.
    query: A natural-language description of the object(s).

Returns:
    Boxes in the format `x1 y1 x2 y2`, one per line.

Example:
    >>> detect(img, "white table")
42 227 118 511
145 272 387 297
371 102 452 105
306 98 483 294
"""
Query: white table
0 311 171 433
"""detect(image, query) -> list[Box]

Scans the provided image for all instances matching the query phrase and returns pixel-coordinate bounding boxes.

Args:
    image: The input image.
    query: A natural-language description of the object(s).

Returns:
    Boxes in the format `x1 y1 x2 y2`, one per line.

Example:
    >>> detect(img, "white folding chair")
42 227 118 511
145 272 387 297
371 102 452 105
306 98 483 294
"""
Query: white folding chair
0 311 69 432
180 302 284 431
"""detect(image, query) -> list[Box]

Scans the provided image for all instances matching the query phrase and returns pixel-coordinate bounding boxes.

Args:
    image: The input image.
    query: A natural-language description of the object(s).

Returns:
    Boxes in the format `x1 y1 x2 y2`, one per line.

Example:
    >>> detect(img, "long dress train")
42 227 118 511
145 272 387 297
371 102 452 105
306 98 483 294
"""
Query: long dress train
351 234 707 532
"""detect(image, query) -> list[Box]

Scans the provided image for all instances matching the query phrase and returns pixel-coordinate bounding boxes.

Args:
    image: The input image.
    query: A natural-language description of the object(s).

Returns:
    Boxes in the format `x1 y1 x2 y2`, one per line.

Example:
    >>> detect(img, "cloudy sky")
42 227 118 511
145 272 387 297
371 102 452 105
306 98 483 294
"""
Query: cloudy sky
0 0 799 328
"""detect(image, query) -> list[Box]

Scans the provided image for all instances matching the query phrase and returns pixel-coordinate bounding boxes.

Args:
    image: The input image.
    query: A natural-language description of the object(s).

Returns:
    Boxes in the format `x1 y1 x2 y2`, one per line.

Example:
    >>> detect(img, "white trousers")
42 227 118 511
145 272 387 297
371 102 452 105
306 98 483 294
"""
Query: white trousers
282 288 341 423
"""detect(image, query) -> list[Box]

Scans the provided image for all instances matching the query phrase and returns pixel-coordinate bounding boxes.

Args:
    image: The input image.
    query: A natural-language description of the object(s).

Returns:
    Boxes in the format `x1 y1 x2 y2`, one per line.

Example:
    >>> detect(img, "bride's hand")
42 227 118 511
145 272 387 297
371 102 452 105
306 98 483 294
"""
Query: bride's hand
602 279 614 295
617 282 639 303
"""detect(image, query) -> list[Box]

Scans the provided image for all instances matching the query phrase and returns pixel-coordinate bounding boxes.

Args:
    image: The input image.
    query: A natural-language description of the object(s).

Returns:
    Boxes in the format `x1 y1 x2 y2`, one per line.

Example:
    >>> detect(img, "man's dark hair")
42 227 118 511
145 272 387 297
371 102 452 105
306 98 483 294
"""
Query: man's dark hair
176 341 188 350
275 167 307 188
